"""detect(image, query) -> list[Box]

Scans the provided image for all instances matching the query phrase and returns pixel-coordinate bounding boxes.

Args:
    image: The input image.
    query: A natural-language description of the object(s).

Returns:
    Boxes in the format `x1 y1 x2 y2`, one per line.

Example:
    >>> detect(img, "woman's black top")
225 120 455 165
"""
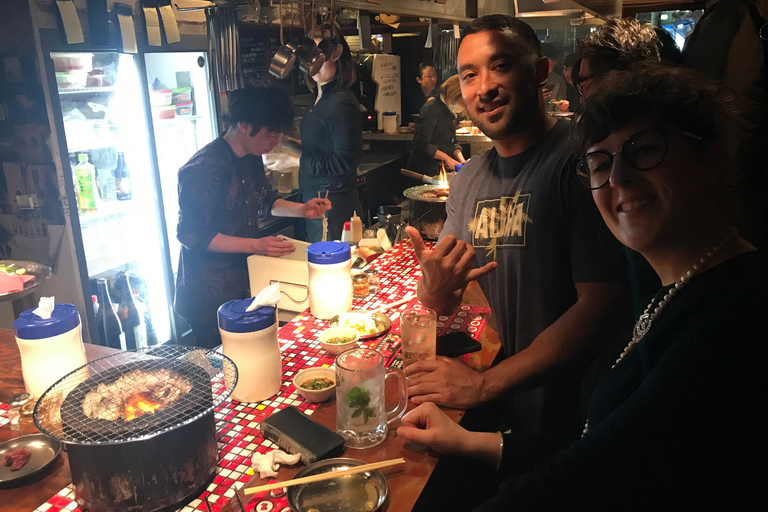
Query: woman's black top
477 251 768 511
406 96 462 175
298 81 363 196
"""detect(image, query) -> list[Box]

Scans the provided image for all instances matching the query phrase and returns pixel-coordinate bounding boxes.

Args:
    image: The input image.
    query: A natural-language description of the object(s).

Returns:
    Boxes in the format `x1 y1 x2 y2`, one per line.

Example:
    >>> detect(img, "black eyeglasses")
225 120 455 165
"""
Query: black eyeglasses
573 69 609 97
575 128 703 190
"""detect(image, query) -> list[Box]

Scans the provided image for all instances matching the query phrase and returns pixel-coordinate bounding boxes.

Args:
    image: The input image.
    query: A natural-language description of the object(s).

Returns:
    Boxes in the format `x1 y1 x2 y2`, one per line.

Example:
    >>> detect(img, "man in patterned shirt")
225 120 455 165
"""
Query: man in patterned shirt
174 85 330 348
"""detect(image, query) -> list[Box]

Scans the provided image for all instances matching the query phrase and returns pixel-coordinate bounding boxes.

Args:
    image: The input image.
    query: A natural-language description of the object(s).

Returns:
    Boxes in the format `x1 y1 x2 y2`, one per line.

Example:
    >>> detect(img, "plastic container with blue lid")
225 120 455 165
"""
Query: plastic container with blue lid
14 303 87 398
307 242 353 319
307 241 351 265
14 303 80 340
217 300 276 333
218 299 281 402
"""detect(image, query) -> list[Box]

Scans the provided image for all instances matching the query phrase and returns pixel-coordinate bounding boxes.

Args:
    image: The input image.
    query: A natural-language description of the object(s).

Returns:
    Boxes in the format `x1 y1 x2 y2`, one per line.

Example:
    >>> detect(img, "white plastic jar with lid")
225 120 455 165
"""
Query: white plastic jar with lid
14 304 87 399
218 300 281 402
307 241 352 319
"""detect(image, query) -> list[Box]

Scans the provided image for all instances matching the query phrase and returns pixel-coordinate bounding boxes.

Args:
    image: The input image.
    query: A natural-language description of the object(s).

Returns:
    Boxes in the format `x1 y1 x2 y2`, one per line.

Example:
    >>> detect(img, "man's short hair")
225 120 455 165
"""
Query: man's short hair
578 18 661 73
223 85 294 136
461 14 542 59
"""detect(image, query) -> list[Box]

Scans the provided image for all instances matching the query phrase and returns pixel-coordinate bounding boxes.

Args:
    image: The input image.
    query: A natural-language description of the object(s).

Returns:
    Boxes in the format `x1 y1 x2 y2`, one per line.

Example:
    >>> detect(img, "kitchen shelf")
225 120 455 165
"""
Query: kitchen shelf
155 115 204 124
58 86 117 95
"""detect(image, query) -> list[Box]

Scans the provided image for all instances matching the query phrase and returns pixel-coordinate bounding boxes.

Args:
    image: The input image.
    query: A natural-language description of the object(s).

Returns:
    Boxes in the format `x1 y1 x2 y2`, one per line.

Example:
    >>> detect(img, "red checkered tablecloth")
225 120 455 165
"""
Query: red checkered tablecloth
35 241 490 512
0 401 8 427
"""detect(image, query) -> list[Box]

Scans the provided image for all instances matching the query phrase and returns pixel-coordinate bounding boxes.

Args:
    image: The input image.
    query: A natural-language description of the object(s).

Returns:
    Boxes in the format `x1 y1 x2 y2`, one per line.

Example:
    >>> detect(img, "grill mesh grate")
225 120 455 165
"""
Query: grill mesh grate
34 346 236 445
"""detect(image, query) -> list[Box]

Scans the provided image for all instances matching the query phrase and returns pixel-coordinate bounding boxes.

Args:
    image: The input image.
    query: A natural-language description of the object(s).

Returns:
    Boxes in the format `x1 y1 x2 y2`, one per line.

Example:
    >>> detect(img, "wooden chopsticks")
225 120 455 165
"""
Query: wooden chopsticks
243 458 406 495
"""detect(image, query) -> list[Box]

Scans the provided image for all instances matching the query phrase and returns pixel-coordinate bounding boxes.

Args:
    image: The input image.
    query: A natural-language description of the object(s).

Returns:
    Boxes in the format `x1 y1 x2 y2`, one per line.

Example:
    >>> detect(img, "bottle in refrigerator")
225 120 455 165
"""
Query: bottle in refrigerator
117 273 146 350
96 278 125 350
75 154 97 212
114 152 133 201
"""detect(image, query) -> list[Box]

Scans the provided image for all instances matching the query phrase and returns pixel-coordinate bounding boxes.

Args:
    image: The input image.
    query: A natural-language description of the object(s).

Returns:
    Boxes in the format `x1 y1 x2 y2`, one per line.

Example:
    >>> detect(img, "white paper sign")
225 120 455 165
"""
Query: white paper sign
143 7 162 46
371 54 401 131
117 12 138 53
55 1 85 44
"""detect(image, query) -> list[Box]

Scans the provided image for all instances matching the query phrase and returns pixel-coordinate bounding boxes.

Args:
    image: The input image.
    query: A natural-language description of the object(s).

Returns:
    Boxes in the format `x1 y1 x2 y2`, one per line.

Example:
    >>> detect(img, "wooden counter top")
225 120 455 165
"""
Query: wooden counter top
0 283 499 511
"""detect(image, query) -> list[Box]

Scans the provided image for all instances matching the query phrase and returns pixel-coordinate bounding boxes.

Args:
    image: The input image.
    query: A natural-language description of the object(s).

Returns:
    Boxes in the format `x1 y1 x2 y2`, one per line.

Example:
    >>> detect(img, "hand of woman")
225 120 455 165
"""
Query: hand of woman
301 198 332 219
396 402 474 457
263 153 300 171
444 158 461 171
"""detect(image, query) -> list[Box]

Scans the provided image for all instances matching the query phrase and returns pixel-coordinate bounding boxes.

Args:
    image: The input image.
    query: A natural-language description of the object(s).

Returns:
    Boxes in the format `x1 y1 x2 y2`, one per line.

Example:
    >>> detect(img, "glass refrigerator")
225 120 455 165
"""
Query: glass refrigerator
45 42 218 347
142 50 218 339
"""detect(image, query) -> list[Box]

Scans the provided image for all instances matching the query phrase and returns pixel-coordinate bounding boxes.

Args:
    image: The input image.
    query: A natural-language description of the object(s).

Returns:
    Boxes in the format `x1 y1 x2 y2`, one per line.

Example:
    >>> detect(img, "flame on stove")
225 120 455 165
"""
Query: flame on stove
124 392 162 421
438 163 449 189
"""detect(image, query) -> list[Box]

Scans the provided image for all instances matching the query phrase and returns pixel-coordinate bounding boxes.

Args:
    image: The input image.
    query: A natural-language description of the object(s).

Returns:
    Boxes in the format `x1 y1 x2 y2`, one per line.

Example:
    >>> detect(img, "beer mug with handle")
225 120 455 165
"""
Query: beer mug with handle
335 348 407 449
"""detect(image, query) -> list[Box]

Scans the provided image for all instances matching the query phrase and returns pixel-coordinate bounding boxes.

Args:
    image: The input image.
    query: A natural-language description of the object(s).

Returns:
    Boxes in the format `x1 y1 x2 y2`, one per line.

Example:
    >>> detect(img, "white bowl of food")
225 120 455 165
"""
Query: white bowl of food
293 366 337 402
318 327 360 356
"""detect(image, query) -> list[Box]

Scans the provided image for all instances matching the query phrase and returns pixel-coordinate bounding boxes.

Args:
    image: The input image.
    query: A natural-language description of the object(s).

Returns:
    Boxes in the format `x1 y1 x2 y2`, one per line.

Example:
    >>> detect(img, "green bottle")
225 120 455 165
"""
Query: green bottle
75 153 97 212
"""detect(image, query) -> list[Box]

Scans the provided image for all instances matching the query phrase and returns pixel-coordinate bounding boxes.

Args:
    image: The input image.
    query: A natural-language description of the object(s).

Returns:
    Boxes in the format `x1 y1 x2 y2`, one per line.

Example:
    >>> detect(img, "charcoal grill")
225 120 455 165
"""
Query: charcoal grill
404 184 450 240
34 346 237 512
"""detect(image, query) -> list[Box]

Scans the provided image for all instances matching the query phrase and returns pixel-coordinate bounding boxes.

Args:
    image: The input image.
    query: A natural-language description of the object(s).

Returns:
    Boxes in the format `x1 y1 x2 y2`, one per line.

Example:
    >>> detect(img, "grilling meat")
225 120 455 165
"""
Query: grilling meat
82 368 193 422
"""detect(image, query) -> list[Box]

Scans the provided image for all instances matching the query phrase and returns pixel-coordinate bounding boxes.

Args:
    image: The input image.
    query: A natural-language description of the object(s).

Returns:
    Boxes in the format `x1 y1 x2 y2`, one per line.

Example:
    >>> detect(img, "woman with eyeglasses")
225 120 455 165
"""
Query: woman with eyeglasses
264 37 363 242
396 65 767 510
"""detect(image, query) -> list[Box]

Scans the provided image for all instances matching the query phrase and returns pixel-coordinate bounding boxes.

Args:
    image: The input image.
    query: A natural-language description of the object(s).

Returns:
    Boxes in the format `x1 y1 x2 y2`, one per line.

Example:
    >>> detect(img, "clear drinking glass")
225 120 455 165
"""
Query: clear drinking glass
335 348 407 449
400 306 437 374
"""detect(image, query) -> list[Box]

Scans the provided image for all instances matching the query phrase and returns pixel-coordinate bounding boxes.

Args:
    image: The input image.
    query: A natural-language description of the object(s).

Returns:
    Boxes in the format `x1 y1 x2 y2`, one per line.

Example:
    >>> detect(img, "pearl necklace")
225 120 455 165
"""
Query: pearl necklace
582 228 738 436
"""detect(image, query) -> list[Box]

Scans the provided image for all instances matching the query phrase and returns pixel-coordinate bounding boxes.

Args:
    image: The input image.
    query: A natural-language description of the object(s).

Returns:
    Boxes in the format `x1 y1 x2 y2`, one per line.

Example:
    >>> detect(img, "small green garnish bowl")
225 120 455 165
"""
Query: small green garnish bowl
318 327 360 356
293 366 337 402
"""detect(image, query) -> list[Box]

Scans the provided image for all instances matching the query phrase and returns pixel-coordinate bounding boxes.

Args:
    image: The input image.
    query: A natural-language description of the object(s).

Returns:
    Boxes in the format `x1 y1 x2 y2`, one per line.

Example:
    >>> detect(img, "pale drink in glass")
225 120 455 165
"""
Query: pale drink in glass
400 306 437 374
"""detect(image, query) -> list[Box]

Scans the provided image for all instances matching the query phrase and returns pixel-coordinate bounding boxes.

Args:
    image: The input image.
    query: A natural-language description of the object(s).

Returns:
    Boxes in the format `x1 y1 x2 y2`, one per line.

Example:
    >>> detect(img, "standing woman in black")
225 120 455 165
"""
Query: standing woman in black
406 75 466 174
299 37 363 242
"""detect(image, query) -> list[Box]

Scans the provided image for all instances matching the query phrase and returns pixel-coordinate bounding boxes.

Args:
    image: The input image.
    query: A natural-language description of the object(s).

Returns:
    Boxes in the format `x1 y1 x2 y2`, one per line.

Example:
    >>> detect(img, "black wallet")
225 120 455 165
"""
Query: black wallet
260 406 345 464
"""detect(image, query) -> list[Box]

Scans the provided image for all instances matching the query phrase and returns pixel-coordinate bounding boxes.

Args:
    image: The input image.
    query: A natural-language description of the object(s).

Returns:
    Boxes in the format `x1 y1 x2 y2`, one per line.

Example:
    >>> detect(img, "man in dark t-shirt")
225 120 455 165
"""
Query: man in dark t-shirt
405 15 629 443
174 86 330 348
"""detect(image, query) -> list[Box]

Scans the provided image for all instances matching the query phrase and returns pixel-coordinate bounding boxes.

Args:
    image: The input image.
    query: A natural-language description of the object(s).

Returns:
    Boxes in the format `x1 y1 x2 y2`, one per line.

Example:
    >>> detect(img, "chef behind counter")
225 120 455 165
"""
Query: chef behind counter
406 75 467 174
264 37 363 243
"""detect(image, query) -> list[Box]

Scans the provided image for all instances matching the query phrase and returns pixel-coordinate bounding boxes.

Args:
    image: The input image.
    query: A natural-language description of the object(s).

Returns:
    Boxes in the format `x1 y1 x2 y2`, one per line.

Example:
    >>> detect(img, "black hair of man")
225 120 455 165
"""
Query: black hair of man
460 14 542 59
578 18 660 74
222 85 294 136
564 53 580 69
540 42 563 61
653 28 684 65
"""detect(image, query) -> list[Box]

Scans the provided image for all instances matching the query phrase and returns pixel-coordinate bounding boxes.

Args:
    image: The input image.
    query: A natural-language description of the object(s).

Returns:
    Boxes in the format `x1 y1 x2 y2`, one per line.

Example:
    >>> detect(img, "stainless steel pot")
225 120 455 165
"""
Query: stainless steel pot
296 38 325 76
270 41 298 79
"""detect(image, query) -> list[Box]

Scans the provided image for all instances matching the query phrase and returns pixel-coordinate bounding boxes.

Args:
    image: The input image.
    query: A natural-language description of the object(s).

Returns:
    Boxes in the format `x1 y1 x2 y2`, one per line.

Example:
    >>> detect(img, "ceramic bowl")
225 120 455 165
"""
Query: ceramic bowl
318 327 360 355
293 366 336 402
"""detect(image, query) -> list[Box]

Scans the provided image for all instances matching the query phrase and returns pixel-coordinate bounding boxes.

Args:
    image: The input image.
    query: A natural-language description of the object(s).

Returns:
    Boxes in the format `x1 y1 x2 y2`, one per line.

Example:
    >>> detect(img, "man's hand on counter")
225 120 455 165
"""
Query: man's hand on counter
404 357 488 409
250 236 296 257
407 227 497 316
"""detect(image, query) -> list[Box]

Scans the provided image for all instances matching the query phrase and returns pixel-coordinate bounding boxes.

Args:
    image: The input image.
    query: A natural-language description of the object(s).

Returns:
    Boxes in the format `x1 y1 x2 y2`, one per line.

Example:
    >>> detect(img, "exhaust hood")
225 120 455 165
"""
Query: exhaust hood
514 0 621 24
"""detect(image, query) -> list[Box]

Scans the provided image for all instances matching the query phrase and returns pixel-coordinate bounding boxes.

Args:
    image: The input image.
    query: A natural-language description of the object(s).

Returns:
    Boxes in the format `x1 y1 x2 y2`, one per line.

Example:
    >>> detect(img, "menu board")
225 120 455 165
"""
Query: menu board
240 33 270 85
371 54 401 130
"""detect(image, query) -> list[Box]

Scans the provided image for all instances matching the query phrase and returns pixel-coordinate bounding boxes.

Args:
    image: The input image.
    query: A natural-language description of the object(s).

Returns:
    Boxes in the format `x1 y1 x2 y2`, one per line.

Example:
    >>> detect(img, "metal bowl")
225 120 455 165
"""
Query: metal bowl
0 260 52 302
287 458 388 512
328 311 392 340
0 434 61 487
